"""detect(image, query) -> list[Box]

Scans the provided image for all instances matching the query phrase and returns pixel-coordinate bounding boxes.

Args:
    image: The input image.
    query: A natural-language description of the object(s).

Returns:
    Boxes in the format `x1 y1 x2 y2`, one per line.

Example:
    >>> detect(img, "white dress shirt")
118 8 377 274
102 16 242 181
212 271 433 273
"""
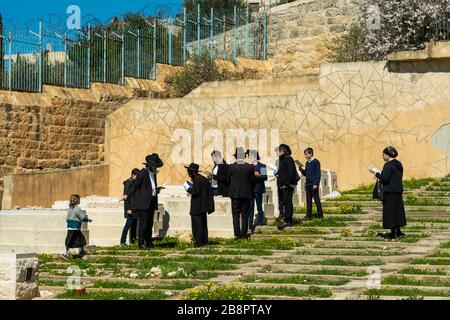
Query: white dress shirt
148 169 157 197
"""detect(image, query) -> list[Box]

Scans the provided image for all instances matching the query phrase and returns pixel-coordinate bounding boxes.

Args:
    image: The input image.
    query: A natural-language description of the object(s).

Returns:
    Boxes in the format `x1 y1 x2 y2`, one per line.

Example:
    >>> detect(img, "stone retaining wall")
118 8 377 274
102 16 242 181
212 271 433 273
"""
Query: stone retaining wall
267 0 364 77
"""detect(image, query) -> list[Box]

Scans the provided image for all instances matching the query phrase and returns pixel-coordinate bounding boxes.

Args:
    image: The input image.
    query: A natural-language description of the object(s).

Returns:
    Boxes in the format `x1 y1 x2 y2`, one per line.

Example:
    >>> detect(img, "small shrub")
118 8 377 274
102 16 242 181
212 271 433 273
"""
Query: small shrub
166 50 225 97
327 24 368 63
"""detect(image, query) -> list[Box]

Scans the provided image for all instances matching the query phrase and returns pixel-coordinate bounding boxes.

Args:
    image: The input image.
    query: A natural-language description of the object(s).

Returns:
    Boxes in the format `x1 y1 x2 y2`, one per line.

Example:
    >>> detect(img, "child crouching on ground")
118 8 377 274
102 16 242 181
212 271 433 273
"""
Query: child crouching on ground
61 194 92 260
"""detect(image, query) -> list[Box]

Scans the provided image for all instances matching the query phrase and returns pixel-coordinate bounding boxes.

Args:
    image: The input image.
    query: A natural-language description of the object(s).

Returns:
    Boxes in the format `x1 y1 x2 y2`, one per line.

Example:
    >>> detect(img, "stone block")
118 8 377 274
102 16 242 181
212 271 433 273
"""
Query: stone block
0 253 39 300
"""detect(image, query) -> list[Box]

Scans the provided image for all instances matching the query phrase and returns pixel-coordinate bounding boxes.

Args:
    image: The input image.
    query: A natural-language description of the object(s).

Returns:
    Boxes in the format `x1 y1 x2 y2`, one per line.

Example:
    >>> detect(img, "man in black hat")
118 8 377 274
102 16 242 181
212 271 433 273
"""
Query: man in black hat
184 163 214 247
227 147 256 239
122 153 164 250
276 144 300 230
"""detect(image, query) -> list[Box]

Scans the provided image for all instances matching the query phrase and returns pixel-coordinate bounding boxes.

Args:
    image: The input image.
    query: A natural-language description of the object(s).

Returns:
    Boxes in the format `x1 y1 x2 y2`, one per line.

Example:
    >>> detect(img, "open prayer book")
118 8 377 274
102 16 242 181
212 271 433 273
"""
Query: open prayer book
183 181 193 191
368 167 382 175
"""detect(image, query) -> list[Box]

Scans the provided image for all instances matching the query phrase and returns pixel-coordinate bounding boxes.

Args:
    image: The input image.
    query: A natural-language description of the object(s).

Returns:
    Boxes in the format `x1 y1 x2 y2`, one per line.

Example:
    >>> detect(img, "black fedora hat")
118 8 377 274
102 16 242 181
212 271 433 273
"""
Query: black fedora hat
184 163 201 173
233 147 246 159
144 153 164 168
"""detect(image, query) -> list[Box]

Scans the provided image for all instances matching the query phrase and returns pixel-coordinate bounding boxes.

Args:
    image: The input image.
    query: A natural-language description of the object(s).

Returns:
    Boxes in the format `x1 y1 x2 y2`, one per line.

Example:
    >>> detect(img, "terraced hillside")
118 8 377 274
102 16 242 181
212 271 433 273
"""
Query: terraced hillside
37 175 450 300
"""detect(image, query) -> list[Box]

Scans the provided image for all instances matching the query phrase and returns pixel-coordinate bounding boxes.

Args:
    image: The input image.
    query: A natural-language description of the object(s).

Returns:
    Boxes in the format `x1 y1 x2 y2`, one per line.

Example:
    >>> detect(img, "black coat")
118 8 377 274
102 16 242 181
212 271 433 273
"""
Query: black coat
187 174 215 216
212 161 230 197
376 159 404 193
277 155 299 188
123 178 138 218
376 159 406 228
227 163 256 199
125 167 158 211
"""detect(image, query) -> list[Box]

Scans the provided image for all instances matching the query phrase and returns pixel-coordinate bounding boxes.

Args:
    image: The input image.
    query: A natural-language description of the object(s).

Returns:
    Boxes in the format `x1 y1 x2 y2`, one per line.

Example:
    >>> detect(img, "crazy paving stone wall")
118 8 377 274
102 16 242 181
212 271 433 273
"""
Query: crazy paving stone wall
106 60 450 195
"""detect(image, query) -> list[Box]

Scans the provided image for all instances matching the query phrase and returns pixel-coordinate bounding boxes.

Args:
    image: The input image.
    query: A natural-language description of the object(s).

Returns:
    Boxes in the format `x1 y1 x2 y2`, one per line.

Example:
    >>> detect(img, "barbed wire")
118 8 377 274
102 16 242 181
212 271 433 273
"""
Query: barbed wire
1 2 265 35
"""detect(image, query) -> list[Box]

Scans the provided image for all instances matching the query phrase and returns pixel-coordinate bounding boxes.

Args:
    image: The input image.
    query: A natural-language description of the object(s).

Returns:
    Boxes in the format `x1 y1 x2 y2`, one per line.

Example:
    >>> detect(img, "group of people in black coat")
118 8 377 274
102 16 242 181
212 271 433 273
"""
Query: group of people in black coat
119 144 408 249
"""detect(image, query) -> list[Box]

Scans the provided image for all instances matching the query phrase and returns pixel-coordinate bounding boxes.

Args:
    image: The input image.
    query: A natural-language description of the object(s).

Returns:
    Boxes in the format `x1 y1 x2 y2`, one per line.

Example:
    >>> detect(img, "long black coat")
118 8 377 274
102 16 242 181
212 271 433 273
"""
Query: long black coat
212 162 230 197
123 178 138 218
125 167 158 211
376 159 406 229
227 163 256 199
277 155 299 188
187 174 215 216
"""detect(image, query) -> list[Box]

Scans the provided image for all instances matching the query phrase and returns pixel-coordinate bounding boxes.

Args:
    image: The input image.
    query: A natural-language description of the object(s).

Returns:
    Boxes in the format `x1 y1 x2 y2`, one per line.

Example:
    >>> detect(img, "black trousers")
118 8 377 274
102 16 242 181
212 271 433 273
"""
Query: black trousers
231 198 250 238
120 218 137 245
136 208 155 247
191 212 208 246
306 185 323 217
281 187 294 224
277 186 284 217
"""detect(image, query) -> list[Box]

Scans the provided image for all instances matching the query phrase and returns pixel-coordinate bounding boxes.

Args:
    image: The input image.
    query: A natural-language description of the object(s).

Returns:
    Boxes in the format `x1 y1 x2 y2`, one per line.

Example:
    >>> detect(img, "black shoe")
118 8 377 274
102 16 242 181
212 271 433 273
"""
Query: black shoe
384 232 398 240
250 224 257 234
317 215 324 219
139 245 150 251
397 231 406 238
302 215 313 221
277 223 292 230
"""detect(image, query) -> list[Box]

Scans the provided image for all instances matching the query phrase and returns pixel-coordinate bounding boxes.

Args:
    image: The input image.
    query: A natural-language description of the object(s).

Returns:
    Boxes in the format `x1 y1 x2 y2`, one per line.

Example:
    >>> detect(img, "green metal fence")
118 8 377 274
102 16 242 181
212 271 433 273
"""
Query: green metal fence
0 5 267 93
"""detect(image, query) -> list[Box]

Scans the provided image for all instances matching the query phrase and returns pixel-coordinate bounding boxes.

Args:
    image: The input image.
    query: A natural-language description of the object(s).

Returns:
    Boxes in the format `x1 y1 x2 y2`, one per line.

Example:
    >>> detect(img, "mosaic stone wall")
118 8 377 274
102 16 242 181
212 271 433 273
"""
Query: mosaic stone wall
105 61 450 195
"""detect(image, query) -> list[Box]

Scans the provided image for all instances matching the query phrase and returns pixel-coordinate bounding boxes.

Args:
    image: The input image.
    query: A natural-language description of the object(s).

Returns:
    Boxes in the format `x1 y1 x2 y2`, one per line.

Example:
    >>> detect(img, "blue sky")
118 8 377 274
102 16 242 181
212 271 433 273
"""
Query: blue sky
1 0 183 24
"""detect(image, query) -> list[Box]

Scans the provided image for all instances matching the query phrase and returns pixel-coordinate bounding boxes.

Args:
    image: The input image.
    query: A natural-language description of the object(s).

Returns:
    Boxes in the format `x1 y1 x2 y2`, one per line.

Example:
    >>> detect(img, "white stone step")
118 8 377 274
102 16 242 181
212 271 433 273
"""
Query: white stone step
0 229 89 245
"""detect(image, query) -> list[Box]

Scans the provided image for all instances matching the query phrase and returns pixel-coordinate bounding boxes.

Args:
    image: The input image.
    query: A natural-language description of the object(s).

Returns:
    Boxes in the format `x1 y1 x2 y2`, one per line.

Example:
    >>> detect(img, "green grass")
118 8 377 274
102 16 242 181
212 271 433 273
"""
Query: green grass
440 241 450 249
57 289 169 300
259 228 329 235
37 254 55 264
398 267 446 276
427 250 450 258
38 279 68 287
411 258 450 265
295 204 364 215
341 184 373 195
294 258 384 267
365 287 450 298
251 285 332 298
243 275 350 286
223 237 303 250
92 280 194 290
40 255 253 280
295 249 398 257
185 247 272 256
265 268 368 277
382 275 450 287
403 178 437 190
302 269 368 277
302 216 356 227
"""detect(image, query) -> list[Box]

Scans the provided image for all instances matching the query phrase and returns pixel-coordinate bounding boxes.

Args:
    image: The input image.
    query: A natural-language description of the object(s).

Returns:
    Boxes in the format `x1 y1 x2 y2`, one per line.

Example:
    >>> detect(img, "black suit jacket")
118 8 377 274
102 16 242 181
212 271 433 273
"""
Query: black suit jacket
125 167 158 211
227 163 256 199
212 161 230 197
187 174 215 216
